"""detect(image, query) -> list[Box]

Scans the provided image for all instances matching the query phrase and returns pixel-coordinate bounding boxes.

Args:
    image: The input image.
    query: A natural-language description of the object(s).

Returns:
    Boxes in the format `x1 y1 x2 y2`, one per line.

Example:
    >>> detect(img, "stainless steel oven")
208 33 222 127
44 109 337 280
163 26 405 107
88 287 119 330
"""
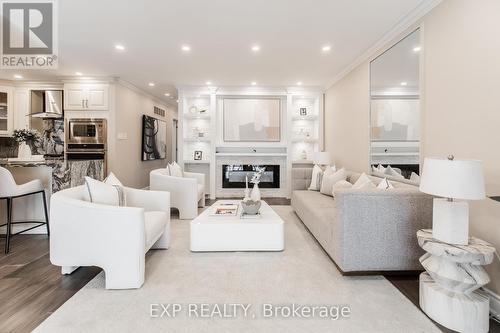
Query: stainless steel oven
66 118 107 174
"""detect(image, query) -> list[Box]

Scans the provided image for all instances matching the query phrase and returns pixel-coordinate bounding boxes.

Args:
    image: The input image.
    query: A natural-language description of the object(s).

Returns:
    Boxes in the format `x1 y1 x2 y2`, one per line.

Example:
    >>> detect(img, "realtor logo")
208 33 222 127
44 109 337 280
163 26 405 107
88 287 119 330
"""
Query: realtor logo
1 0 58 68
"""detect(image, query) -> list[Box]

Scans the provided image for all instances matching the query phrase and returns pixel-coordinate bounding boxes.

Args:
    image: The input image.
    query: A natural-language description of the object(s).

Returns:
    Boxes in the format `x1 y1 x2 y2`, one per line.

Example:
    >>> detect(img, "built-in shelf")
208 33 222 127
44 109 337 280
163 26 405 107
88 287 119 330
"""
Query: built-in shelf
371 152 420 156
183 137 211 142
292 160 314 164
183 160 210 164
291 138 319 143
292 115 318 121
215 152 288 157
184 114 210 120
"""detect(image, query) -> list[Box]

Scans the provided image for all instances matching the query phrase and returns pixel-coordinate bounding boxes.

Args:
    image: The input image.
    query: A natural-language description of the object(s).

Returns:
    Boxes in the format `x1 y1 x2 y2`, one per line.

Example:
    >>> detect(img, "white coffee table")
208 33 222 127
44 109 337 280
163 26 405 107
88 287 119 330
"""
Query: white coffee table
190 200 284 252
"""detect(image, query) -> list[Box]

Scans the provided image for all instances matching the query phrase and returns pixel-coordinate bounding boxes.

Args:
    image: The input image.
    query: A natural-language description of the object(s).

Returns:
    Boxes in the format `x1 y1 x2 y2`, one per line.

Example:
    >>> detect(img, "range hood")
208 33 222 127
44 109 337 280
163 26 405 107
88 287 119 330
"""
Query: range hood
30 90 63 118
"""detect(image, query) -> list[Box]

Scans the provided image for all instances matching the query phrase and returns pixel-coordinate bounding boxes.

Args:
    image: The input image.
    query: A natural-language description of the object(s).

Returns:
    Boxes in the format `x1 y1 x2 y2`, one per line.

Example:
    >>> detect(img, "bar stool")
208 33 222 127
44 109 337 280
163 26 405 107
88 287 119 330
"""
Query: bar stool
0 166 49 254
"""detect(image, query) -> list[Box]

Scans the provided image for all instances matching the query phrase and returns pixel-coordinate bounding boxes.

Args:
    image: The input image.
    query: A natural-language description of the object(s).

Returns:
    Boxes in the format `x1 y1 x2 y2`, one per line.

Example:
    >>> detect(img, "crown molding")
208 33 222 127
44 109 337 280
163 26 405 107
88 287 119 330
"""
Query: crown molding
117 78 178 110
324 0 442 90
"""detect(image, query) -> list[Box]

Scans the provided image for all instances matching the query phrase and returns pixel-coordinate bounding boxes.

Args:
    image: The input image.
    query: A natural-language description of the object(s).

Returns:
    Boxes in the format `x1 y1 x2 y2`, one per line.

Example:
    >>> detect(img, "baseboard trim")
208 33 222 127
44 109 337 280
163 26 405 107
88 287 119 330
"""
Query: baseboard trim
483 287 500 320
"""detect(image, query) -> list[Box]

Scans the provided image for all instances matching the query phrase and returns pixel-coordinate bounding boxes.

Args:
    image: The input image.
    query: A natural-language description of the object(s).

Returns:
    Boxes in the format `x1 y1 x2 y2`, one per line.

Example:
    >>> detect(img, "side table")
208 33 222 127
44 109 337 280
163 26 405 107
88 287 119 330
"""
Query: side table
417 229 496 333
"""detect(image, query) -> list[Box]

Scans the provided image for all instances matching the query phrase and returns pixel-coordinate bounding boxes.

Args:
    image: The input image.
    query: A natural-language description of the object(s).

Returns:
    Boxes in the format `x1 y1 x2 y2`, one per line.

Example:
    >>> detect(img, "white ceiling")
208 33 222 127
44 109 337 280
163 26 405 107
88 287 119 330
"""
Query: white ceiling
0 0 431 104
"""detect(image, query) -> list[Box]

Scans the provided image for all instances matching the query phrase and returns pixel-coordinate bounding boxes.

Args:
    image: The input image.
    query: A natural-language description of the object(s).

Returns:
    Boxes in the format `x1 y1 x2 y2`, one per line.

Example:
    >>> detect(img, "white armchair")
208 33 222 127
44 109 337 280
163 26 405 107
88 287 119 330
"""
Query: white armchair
150 169 205 220
49 186 170 289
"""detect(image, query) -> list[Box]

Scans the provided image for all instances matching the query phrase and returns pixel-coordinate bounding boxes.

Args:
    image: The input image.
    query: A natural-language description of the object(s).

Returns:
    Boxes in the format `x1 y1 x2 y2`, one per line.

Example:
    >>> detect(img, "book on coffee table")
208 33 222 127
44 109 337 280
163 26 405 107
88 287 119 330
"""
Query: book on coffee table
211 203 239 216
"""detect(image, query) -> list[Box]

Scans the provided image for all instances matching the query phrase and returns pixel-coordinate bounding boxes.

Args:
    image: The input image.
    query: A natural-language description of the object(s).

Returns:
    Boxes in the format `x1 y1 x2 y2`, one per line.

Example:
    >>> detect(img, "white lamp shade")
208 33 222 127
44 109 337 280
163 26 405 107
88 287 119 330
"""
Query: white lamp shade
419 157 485 200
313 152 331 165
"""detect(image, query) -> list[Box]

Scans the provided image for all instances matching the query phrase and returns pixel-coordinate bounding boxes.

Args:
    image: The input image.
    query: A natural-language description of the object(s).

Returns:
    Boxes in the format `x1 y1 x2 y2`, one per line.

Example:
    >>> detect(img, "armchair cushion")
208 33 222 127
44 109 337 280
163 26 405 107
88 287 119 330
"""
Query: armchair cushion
168 162 183 177
84 176 126 206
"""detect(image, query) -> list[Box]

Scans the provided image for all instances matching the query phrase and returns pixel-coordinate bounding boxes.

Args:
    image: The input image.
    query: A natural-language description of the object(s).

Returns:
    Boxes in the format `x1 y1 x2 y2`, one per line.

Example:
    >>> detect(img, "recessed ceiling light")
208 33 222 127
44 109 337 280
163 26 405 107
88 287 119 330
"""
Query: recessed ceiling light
400 82 408 86
322 45 331 52
297 81 303 86
164 93 170 96
13 74 23 79
75 72 82 76
148 82 155 87
176 99 179 103
206 81 212 85
251 81 257 86
251 45 260 52
413 46 421 52
115 44 125 51
181 45 191 52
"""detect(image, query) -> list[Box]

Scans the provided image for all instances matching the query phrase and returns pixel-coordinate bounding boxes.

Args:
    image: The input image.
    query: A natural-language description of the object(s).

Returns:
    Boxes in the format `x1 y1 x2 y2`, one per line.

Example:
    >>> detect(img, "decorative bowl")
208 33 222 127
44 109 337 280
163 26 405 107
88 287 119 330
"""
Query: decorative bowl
241 200 261 215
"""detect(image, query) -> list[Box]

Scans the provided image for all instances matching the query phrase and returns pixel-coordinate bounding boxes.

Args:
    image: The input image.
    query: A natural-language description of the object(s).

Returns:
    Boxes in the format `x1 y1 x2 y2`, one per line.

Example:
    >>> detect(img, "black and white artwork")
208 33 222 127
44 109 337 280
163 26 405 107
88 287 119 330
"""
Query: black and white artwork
194 150 203 160
299 107 307 116
142 115 167 161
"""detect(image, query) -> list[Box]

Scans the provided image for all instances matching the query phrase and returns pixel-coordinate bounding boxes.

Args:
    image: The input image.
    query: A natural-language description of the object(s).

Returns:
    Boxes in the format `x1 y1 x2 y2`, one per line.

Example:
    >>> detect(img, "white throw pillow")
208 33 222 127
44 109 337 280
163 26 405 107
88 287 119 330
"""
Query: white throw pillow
104 172 123 186
84 176 126 206
377 164 386 172
320 168 347 196
352 173 376 189
410 172 420 183
384 165 405 180
168 161 183 177
377 178 394 190
331 179 353 196
308 164 324 191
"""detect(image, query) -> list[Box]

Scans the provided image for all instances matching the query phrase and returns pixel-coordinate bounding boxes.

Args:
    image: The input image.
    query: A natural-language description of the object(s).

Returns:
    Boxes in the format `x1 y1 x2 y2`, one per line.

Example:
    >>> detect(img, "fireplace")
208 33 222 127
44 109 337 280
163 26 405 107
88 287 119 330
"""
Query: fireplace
222 164 280 189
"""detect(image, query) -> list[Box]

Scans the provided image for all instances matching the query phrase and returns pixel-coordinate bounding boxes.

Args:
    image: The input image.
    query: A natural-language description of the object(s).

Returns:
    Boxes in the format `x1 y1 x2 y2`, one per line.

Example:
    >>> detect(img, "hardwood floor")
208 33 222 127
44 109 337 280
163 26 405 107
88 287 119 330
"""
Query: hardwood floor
0 235 100 333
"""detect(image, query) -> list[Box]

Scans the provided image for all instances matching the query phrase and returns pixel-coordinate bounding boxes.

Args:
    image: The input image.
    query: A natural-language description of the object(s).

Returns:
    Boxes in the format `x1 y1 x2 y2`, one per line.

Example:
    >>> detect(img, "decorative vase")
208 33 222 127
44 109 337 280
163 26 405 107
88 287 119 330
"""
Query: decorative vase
250 183 261 201
18 142 32 159
241 200 261 215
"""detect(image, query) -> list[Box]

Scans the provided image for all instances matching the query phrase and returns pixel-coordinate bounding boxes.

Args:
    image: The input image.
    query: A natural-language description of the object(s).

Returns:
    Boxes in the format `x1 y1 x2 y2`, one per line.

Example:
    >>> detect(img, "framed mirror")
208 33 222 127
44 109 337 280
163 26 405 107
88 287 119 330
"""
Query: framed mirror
369 28 421 184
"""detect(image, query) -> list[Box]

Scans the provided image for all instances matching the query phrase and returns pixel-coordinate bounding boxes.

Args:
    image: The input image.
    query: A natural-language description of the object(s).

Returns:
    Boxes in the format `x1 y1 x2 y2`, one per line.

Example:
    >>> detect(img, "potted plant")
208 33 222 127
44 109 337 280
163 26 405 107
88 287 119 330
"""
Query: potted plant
12 129 39 159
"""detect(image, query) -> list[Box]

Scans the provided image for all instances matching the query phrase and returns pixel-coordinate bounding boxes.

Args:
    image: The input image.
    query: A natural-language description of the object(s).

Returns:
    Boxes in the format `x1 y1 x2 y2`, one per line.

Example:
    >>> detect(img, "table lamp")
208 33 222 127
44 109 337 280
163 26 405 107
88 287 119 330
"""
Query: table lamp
419 155 485 245
313 151 331 166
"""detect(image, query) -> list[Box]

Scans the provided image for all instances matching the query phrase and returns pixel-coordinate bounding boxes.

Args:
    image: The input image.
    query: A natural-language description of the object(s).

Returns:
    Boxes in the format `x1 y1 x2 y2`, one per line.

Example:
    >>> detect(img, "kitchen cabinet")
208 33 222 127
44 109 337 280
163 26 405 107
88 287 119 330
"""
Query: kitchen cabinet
64 83 109 111
0 86 14 136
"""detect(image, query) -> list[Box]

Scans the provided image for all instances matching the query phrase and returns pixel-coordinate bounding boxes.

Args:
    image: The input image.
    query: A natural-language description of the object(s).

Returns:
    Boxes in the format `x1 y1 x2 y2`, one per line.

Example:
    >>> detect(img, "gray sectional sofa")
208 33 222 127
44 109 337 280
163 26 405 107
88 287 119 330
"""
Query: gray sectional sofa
291 168 433 274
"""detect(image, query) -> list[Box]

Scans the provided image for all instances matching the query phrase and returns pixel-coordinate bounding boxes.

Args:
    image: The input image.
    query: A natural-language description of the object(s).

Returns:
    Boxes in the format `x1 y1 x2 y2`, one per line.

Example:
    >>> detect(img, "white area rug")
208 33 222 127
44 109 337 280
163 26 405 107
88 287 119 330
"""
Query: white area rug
34 206 440 333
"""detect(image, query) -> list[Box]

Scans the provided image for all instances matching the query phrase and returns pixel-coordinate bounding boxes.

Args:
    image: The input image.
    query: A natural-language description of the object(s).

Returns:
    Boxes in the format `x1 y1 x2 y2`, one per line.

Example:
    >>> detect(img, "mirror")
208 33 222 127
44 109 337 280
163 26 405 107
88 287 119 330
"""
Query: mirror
370 29 421 184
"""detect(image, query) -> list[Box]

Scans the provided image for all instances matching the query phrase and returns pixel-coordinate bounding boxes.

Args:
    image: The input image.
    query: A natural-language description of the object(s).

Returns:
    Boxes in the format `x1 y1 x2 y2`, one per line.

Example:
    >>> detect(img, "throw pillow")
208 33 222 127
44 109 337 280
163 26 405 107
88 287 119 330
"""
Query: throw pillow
320 168 347 196
352 173 376 189
377 164 386 172
377 177 394 190
331 179 353 196
308 164 324 191
410 172 420 183
384 165 405 180
84 176 126 206
104 172 123 186
168 161 183 177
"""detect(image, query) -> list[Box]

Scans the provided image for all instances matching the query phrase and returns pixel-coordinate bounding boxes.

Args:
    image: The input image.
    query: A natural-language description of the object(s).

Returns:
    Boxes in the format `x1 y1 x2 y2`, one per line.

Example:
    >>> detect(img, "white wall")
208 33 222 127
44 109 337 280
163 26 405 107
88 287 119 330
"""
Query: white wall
324 0 500 294
112 83 177 188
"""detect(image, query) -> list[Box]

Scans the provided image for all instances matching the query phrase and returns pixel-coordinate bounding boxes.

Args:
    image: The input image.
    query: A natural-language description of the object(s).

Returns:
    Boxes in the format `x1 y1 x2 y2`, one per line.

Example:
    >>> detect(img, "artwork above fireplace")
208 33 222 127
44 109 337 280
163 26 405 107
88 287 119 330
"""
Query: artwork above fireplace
222 164 280 189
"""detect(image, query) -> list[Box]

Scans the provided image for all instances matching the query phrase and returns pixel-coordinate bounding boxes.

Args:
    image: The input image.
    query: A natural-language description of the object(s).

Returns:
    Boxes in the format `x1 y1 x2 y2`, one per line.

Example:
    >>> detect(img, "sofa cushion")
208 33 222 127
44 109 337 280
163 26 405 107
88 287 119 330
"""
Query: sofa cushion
377 178 394 190
308 165 323 191
352 173 376 189
168 162 183 177
144 211 167 249
320 168 347 196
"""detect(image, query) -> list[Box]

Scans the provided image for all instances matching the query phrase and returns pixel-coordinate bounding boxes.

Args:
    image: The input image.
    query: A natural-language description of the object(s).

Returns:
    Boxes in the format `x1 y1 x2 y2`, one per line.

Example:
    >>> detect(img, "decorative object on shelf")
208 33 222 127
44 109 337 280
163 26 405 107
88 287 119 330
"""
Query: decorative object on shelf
299 107 307 116
241 200 262 216
191 126 207 139
12 129 39 160
249 166 265 202
188 105 198 114
419 155 485 245
490 196 500 202
417 229 495 333
193 150 203 161
198 109 207 114
142 115 167 161
300 150 308 160
313 151 331 168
